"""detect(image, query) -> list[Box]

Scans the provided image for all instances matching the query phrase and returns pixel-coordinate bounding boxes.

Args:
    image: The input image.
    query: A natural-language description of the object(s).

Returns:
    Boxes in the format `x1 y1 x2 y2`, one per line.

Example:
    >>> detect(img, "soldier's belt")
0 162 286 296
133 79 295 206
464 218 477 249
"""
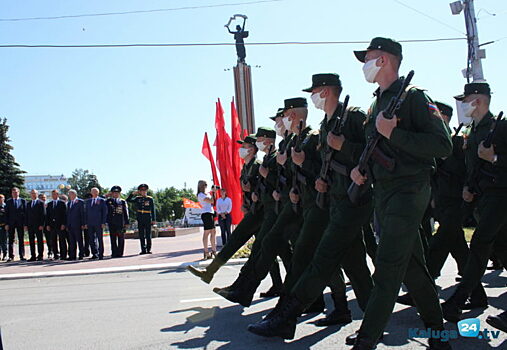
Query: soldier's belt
137 210 151 214
330 160 349 176
372 148 395 172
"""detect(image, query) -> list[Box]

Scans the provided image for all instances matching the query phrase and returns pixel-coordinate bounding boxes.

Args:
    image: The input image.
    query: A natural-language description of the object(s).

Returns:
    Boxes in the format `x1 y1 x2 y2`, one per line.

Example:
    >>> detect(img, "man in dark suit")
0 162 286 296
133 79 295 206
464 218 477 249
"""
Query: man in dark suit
5 187 27 261
82 193 92 257
106 186 129 258
25 189 45 261
38 193 52 259
85 187 108 260
66 189 85 260
46 189 67 260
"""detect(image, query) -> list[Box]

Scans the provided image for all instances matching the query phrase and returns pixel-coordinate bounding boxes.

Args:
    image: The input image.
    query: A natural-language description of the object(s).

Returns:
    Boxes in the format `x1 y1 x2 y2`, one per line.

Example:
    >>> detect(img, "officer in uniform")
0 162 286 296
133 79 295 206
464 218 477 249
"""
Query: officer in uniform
248 76 374 338
348 37 452 350
442 82 507 323
107 186 129 258
127 184 155 254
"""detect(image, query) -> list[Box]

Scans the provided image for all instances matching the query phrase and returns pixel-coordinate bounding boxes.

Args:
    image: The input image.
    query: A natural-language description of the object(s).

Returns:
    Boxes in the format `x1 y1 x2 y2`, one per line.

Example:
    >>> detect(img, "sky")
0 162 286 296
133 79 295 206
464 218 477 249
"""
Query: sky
0 0 506 192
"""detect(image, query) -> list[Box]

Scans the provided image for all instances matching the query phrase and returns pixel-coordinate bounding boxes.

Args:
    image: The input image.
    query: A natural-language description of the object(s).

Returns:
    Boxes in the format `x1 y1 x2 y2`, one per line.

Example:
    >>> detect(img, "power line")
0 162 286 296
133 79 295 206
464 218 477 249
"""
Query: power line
0 37 466 49
393 0 466 35
0 0 283 22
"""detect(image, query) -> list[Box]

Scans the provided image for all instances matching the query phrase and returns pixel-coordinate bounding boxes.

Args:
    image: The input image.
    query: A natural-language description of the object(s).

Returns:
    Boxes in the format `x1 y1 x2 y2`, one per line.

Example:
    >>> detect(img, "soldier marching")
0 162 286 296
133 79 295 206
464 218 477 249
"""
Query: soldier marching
187 37 507 349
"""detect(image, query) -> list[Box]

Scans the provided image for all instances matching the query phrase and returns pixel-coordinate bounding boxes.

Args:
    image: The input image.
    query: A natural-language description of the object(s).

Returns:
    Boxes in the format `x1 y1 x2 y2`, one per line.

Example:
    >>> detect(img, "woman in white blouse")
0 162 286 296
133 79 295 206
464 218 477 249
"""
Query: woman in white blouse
197 180 217 259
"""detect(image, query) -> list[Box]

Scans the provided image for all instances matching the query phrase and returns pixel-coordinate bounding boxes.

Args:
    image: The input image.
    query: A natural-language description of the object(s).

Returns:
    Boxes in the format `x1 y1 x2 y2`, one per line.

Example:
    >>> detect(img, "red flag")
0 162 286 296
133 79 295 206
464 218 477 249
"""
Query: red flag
231 98 244 179
182 198 202 209
214 98 244 225
202 132 220 188
229 99 245 224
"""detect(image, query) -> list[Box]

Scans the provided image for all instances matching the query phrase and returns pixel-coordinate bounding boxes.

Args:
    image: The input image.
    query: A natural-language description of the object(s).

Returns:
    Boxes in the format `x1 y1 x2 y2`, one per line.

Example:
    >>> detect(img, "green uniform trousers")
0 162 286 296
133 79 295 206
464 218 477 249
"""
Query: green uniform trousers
427 197 469 278
252 201 302 281
292 198 374 311
359 180 443 342
238 202 290 287
454 194 507 299
216 208 263 263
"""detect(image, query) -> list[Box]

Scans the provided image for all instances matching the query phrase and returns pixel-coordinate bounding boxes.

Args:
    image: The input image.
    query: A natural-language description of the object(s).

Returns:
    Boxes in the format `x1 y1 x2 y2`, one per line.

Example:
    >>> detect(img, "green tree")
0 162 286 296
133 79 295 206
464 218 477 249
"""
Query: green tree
67 168 103 198
0 118 25 197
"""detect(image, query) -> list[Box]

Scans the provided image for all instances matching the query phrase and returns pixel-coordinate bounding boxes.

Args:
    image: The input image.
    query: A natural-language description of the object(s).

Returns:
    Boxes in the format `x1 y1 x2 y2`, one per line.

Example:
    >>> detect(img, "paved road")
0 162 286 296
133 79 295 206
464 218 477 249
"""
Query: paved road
0 264 505 349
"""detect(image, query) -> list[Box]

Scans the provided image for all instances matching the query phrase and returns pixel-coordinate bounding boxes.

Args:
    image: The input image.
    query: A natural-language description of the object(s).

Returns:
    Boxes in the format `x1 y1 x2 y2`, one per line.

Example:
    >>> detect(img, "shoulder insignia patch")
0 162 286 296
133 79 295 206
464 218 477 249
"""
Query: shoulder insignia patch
428 102 443 120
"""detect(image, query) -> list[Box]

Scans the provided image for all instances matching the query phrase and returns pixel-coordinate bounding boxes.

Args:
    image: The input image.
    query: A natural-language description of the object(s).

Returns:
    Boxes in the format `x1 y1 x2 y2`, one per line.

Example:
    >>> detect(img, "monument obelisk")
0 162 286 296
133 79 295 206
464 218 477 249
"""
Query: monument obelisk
225 14 255 134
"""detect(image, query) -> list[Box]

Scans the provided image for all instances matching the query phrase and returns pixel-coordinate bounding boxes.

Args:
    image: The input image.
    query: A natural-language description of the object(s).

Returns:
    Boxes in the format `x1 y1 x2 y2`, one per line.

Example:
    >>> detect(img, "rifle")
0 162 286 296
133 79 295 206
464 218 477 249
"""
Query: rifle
274 130 290 214
315 95 350 209
250 144 275 214
453 123 464 138
347 70 415 204
291 120 305 213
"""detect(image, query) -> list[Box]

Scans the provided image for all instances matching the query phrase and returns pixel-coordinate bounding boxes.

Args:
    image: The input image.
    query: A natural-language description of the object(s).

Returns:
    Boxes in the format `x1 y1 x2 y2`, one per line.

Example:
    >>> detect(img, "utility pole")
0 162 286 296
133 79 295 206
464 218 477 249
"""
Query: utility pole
450 0 486 82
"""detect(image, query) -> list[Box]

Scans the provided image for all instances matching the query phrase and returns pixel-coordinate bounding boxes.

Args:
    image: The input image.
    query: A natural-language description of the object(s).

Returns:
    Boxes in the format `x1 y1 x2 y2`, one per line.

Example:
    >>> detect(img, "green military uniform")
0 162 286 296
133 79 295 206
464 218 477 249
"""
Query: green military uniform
352 38 452 347
127 184 156 254
187 135 265 284
247 78 375 339
426 102 469 278
242 99 343 312
291 74 374 316
442 83 507 322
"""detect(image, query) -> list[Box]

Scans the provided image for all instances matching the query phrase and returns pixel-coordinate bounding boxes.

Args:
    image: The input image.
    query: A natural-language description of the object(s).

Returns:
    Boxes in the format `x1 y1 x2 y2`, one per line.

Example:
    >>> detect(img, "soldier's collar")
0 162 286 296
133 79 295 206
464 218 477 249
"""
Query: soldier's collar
473 111 494 130
373 77 403 97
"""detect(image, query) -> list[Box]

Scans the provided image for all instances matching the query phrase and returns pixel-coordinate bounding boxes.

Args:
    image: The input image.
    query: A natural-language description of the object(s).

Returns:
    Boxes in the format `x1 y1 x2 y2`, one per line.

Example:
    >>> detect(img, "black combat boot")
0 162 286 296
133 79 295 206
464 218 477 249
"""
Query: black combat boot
302 294 325 315
260 284 282 298
315 292 352 327
247 296 306 339
486 310 507 333
187 257 225 284
346 331 385 346
213 275 259 307
441 287 468 323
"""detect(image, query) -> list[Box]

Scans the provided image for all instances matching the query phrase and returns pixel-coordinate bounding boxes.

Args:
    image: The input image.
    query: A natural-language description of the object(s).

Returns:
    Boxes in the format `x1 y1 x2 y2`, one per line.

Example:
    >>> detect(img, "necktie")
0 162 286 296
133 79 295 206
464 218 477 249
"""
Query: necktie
32 201 35 208
54 200 57 208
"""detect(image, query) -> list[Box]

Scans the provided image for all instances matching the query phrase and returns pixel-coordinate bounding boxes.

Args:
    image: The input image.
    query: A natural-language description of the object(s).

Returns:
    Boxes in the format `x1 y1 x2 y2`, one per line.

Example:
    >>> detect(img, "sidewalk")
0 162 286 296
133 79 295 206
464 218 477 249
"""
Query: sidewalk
0 227 239 280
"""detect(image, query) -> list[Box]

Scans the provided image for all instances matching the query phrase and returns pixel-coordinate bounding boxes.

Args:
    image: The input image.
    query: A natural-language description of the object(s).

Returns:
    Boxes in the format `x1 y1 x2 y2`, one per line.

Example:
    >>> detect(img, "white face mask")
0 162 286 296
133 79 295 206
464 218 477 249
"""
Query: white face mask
282 116 292 131
311 91 326 110
274 123 284 136
255 141 266 152
456 100 475 126
362 58 381 83
239 148 250 159
462 100 477 118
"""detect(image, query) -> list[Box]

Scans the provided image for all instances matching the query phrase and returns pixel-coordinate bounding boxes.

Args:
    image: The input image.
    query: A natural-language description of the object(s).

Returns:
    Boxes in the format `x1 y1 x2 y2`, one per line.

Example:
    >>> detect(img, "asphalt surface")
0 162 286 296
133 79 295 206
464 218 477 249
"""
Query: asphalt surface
0 264 506 350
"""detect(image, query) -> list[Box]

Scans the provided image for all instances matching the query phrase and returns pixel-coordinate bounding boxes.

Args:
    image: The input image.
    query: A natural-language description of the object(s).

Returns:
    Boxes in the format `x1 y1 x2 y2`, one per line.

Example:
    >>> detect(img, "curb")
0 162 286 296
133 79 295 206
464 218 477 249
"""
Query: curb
0 258 248 281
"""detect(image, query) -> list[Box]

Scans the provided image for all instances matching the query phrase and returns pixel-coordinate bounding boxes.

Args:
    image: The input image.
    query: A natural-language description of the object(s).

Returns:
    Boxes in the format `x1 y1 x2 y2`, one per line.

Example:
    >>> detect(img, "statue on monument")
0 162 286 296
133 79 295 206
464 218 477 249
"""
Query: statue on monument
225 14 249 64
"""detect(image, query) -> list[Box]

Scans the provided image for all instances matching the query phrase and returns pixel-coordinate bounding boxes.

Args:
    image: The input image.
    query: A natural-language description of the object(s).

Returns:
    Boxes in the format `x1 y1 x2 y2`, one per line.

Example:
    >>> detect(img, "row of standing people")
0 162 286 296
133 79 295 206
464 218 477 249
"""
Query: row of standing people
0 183 156 262
188 37 507 349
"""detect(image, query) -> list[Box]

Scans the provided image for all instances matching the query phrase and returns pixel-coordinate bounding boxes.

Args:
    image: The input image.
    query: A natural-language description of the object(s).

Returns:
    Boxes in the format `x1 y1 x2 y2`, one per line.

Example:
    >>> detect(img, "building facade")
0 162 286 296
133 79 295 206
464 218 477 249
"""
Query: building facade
24 175 69 195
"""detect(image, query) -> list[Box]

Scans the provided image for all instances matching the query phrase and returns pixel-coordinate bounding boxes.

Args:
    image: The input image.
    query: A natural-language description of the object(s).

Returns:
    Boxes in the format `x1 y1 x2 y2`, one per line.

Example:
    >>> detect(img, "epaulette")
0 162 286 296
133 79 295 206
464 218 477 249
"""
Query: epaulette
146 196 153 199
309 129 320 136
